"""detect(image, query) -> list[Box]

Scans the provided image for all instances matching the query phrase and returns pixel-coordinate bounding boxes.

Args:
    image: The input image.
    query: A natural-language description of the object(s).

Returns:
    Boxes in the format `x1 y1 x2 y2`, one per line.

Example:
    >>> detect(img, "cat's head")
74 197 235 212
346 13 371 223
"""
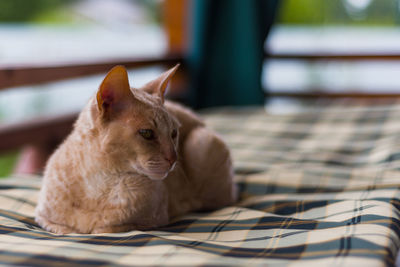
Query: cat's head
92 64 180 180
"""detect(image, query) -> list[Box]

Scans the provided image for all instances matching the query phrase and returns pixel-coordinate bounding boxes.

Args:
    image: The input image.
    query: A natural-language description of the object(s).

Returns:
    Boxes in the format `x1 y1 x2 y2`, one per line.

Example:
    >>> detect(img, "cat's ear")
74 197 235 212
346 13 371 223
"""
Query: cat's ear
141 64 180 104
96 65 132 117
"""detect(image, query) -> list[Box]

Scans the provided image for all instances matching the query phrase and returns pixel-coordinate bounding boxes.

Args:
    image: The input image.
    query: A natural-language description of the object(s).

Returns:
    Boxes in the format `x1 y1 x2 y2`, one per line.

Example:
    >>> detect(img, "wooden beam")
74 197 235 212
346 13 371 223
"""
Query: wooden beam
0 54 183 90
266 91 400 98
266 53 400 61
0 113 77 152
163 0 189 54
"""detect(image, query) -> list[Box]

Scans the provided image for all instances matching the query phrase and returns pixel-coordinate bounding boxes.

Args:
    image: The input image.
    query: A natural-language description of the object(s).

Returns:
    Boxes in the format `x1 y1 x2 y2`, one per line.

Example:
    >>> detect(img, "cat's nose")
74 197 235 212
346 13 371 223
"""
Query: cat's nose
165 151 177 166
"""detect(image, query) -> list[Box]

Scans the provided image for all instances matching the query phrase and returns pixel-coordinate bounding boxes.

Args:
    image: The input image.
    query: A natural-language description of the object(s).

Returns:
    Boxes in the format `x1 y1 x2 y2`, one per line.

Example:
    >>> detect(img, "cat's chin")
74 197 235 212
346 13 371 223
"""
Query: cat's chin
130 163 169 181
144 162 177 181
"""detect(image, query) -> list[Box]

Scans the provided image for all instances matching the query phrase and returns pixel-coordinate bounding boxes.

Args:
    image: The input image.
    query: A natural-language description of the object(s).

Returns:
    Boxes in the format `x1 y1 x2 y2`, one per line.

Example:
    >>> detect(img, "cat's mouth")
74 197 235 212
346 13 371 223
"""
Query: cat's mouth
147 162 176 180
131 161 176 180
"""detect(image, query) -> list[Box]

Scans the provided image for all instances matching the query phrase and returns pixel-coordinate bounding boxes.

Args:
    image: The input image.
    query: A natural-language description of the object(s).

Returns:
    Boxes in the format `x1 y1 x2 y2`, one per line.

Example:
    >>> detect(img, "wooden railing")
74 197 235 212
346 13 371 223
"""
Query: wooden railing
265 51 400 99
0 55 184 145
0 55 182 90
266 52 400 61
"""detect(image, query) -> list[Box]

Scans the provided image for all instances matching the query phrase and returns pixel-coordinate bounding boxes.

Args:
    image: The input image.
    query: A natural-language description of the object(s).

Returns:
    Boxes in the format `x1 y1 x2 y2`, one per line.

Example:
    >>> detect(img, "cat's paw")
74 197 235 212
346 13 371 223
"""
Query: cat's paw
35 215 74 235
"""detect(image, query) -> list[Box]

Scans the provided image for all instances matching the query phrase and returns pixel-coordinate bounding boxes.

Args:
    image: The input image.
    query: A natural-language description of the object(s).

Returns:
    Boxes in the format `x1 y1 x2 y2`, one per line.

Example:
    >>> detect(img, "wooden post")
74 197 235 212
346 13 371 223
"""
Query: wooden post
163 0 189 54
14 143 54 174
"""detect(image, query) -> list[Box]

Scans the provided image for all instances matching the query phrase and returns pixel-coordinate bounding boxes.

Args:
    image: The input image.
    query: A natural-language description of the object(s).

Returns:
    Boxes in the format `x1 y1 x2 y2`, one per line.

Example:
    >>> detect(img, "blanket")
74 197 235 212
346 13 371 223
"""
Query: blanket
0 102 399 266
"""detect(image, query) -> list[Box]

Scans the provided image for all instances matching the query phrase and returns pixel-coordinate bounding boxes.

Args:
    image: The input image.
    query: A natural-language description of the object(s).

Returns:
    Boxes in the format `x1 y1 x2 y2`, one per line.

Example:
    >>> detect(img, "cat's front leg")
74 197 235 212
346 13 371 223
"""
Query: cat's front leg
90 187 170 234
35 214 75 235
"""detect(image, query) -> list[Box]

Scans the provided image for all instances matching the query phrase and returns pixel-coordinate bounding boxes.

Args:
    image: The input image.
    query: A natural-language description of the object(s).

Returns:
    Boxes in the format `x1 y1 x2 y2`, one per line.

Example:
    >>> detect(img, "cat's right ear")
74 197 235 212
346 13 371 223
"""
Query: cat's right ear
96 65 132 118
141 64 180 104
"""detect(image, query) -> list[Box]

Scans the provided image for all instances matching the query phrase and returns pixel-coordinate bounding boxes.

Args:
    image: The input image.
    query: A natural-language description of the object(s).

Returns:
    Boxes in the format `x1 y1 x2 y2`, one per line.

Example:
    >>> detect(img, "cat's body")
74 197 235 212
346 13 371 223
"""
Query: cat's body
35 65 236 234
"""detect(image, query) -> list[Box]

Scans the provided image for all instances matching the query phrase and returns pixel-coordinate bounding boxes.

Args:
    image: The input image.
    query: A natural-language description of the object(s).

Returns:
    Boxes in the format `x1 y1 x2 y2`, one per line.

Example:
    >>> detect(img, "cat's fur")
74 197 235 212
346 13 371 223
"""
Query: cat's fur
35 65 236 234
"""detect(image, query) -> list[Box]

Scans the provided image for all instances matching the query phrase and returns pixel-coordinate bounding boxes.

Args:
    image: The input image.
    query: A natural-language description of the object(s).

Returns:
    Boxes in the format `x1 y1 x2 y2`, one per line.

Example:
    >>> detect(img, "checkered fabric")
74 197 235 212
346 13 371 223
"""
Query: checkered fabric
0 101 400 266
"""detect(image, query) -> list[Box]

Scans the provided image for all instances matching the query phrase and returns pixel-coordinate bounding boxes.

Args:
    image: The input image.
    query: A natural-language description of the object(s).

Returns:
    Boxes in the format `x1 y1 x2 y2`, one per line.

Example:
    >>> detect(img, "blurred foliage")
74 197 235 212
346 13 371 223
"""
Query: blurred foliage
137 0 163 24
0 152 18 178
278 0 399 26
0 0 398 26
0 0 161 24
0 0 78 22
32 7 79 24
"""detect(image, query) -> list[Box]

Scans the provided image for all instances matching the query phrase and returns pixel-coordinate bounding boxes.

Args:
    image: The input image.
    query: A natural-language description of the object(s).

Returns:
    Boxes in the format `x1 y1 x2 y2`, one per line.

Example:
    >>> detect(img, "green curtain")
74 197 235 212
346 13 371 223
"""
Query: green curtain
188 0 279 109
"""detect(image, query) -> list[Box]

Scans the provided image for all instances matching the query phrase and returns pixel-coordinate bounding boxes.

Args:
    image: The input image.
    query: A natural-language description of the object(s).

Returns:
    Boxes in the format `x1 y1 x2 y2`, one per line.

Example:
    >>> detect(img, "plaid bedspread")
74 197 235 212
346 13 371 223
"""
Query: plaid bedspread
1 101 400 266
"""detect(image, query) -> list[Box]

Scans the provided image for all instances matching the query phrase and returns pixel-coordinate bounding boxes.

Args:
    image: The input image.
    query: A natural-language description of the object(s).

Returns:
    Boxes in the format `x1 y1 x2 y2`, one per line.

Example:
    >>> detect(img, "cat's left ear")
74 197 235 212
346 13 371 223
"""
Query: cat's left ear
96 65 132 117
141 64 180 104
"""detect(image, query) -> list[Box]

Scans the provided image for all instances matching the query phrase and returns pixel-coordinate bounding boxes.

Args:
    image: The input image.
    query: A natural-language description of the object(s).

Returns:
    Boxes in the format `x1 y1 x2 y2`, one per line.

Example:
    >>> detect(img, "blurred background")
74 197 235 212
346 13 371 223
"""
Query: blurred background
1 0 400 176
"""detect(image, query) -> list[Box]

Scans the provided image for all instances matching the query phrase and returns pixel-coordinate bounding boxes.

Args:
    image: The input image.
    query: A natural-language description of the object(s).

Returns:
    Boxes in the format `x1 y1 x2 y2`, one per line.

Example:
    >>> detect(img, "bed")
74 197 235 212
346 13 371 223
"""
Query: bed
0 100 399 266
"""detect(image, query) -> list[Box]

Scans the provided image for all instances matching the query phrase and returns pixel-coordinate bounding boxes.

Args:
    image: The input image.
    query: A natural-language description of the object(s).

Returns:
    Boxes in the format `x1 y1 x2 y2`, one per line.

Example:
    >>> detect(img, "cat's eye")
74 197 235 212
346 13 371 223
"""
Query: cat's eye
171 129 178 139
138 129 155 140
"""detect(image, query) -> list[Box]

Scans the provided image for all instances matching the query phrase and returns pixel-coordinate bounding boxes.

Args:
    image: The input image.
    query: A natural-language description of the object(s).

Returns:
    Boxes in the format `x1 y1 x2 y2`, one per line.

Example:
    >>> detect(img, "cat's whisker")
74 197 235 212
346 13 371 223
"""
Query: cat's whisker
170 162 177 172
145 160 170 169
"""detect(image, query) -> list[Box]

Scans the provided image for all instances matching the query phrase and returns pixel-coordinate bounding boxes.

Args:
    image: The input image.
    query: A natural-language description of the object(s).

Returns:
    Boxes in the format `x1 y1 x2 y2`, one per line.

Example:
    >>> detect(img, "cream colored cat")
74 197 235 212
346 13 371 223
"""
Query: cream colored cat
35 65 236 234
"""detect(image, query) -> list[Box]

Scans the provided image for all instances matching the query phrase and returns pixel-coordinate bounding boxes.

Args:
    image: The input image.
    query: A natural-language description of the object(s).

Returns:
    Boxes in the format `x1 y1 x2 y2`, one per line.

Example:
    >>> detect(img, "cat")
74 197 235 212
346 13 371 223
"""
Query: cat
35 64 237 234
